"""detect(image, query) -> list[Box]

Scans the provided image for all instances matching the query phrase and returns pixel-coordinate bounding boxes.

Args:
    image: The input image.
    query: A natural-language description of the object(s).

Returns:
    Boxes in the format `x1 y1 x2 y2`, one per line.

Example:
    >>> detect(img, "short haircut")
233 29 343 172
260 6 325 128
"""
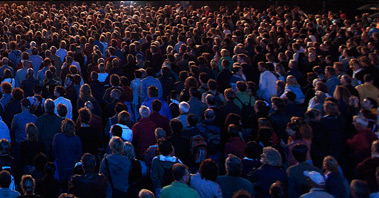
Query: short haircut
350 180 370 198
158 139 173 156
57 104 67 117
228 124 239 137
179 102 190 113
244 141 263 160
0 170 11 188
224 88 236 100
1 82 12 94
20 175 35 194
323 155 339 172
111 125 123 137
236 81 247 92
12 88 24 100
225 154 241 177
139 105 151 118
61 118 75 135
261 146 282 167
172 163 188 181
79 108 92 124
199 159 218 182
204 109 215 120
170 119 183 135
371 140 379 153
109 137 124 154
148 85 158 98
152 99 162 112
186 113 198 126
81 153 96 171
44 99 55 114
118 110 130 125
55 86 65 96
292 143 308 163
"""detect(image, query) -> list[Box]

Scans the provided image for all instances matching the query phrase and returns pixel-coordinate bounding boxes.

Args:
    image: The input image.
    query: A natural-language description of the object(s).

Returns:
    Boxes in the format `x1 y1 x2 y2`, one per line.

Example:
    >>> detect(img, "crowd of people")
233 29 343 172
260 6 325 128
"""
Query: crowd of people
0 1 378 198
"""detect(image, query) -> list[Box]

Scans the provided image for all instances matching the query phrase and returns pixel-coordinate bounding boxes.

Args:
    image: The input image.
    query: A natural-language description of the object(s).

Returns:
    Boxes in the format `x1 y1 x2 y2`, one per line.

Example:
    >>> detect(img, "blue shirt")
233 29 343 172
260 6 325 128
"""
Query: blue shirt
11 110 37 143
141 97 172 120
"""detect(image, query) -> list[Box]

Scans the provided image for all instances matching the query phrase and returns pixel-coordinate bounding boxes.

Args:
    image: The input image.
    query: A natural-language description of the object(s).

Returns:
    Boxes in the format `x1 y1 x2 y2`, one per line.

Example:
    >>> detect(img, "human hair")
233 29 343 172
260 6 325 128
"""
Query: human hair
79 107 92 124
225 154 242 177
1 82 12 94
138 189 156 198
158 139 173 156
186 114 198 126
285 75 299 87
224 88 236 101
148 85 158 98
0 139 11 155
232 190 253 198
154 128 166 141
244 141 263 159
333 85 350 104
269 181 287 198
305 108 321 122
20 175 35 195
364 74 373 83
109 136 124 154
199 159 218 182
123 141 136 160
81 153 96 172
0 170 11 188
184 76 198 89
324 101 339 116
111 125 122 138
54 86 65 97
236 81 247 92
207 79 218 91
170 119 183 135
271 97 286 111
228 124 239 137
151 99 162 112
372 140 379 154
139 105 151 118
350 180 370 198
292 143 308 163
79 84 95 102
61 118 75 136
261 147 282 167
44 99 55 114
110 74 120 86
323 155 339 172
179 102 190 114
26 123 38 141
12 88 24 100
114 108 128 124
172 163 188 181
57 104 67 117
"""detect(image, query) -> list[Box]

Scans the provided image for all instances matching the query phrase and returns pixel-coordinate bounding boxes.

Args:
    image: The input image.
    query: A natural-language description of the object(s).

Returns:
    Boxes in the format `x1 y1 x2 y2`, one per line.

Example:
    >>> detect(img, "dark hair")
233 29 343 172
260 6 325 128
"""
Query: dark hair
228 124 239 137
364 74 373 83
57 104 67 117
54 86 65 96
44 162 56 177
292 143 308 162
244 141 263 159
81 153 96 171
12 88 24 100
285 91 297 102
271 97 286 111
79 108 91 124
186 114 198 126
199 159 218 182
232 190 253 198
110 74 120 86
111 125 123 138
152 99 162 112
0 170 11 188
148 85 158 98
115 102 127 113
158 139 173 156
172 163 188 181
170 119 183 135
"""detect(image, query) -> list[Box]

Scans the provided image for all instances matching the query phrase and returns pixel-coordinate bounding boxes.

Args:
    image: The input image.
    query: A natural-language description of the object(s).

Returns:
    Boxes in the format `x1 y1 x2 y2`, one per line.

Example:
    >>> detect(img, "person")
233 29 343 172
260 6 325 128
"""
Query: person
287 144 323 198
139 189 156 198
35 162 61 198
323 156 350 198
355 74 379 105
257 62 278 102
160 163 200 198
141 85 172 120
52 118 82 186
69 153 107 198
36 99 63 159
0 170 19 198
149 99 171 136
151 140 182 197
19 123 45 173
286 117 313 166
248 147 287 198
175 102 190 128
300 171 334 198
217 154 254 198
76 108 100 155
18 175 43 198
141 68 163 102
190 159 223 198
53 86 73 119
350 179 370 198
167 119 193 168
100 137 131 198
357 140 379 191
224 124 246 159
123 142 144 197
132 105 157 160
241 141 262 178
112 110 133 142
281 75 305 104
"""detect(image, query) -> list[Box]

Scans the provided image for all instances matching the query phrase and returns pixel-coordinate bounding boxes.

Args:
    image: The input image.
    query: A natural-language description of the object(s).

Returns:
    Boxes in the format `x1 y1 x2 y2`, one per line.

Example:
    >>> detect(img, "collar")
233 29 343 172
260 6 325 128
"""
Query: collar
310 187 325 192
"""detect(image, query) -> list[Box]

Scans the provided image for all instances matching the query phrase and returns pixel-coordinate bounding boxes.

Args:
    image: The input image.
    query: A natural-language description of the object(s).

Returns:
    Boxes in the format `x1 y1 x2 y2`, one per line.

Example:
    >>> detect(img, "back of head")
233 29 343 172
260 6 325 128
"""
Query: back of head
0 139 11 155
350 179 370 198
109 136 124 154
81 153 96 172
21 175 35 195
199 158 218 182
186 113 198 126
172 163 188 181
292 143 308 163
261 146 282 167
61 118 75 136
179 102 190 114
139 105 151 118
170 118 183 135
138 189 156 198
158 139 173 156
244 141 263 159
111 125 123 138
225 154 241 177
0 170 11 188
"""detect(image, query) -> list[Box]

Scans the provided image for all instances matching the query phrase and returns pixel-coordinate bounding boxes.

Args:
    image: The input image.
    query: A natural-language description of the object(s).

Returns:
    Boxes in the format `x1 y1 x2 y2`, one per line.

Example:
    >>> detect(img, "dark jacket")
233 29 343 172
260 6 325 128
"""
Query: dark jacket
69 172 108 198
36 113 64 159
132 118 157 160
167 134 193 167
220 101 242 117
325 171 350 198
3 99 22 128
269 110 290 142
149 112 171 136
52 133 82 171
287 162 323 198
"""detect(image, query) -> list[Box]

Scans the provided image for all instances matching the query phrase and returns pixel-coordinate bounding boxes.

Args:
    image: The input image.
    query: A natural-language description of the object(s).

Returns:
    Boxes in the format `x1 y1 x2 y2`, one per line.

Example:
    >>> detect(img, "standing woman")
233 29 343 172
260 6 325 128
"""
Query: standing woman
52 119 82 188
77 84 102 117
286 117 313 166
281 75 305 104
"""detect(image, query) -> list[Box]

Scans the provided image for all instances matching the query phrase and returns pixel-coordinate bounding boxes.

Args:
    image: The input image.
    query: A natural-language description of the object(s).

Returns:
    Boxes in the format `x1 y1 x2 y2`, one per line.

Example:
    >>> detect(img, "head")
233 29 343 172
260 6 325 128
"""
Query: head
26 123 38 142
170 119 183 135
151 99 162 112
61 118 75 136
179 102 190 114
57 104 67 118
225 154 242 177
147 85 158 98
260 147 282 167
371 140 379 156
81 153 96 173
292 144 308 163
353 115 369 131
138 189 156 198
199 159 218 182
244 141 263 160
0 170 11 188
323 155 339 173
123 141 136 160
362 97 377 110
20 175 35 195
172 163 190 183
44 99 55 114
109 136 124 154
350 180 370 198
139 105 151 118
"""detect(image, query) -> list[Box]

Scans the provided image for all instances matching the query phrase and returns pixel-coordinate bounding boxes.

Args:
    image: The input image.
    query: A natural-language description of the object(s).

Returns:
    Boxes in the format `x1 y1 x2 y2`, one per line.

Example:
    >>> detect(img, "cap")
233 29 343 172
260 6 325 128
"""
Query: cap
304 171 325 185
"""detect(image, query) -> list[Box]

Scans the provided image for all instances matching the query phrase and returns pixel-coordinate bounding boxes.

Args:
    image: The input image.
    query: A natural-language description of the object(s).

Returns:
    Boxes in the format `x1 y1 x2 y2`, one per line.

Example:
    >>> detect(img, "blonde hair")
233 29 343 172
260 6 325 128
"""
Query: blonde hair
285 75 299 87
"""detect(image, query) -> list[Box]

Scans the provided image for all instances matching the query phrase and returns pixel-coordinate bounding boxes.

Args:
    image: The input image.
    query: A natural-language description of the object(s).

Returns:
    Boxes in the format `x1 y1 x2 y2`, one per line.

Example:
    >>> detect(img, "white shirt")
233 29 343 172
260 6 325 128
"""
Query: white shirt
258 70 278 101
109 124 133 142
54 96 73 119
131 78 142 105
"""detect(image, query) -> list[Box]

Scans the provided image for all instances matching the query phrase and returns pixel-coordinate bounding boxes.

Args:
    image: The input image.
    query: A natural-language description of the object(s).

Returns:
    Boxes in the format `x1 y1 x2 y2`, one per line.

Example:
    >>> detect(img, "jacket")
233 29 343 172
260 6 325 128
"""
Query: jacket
52 133 82 170
100 153 131 197
287 162 323 198
151 155 182 189
36 113 64 158
217 175 254 198
132 118 157 160
69 172 108 198
190 173 223 198
161 181 200 198
11 110 37 143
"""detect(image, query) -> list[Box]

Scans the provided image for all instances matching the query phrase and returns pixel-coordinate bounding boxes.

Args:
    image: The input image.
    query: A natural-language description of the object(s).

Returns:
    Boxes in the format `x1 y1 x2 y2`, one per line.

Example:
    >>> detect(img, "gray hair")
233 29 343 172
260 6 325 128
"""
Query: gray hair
261 147 282 167
179 102 190 114
109 137 124 154
225 154 241 177
139 105 150 118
